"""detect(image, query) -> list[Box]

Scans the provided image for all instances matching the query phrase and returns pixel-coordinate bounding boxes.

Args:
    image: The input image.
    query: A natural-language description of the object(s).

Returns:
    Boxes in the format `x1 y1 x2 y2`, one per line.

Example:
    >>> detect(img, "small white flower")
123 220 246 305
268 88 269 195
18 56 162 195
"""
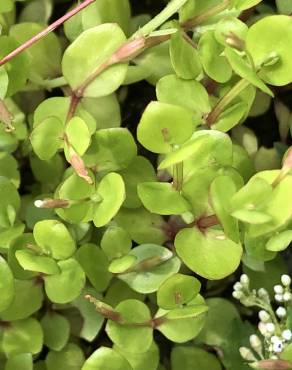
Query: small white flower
283 292 292 302
282 329 292 341
266 323 275 333
275 294 284 302
233 282 243 291
276 306 287 318
271 335 281 343
239 347 257 362
274 285 284 294
240 274 249 286
250 334 262 353
281 275 291 287
232 291 243 299
259 310 270 322
272 339 284 353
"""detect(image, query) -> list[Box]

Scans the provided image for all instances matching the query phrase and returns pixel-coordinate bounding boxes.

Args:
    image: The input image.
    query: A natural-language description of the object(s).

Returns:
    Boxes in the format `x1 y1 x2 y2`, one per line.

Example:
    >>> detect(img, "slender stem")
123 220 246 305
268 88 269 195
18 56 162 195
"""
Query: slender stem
66 93 81 122
181 0 230 29
196 215 220 229
43 76 68 89
0 0 96 67
173 162 184 191
206 79 250 126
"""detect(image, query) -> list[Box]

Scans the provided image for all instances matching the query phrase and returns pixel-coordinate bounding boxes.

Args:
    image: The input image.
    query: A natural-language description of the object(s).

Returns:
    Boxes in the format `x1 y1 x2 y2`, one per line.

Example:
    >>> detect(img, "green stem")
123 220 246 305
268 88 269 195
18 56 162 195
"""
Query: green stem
206 79 250 126
133 0 189 38
181 0 230 29
173 162 184 191
43 76 67 89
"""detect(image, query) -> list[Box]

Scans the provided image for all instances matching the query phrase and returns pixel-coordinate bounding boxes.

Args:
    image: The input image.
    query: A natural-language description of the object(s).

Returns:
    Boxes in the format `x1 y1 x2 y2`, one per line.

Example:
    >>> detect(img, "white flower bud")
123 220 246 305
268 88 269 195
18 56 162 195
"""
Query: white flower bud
233 282 243 291
258 310 270 322
283 292 292 302
266 323 275 333
271 335 281 343
232 291 243 300
258 288 269 298
276 306 287 318
239 347 257 362
250 334 262 354
34 200 44 208
273 339 284 353
258 322 268 336
240 274 249 286
275 294 284 302
274 285 284 294
281 275 291 287
282 329 292 341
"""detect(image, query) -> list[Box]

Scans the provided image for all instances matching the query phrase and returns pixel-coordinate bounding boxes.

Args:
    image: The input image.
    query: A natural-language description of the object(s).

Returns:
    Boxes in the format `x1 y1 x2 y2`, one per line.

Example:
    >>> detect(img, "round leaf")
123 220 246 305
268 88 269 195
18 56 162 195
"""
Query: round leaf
62 23 128 97
137 101 194 154
175 227 242 280
82 347 132 370
65 117 91 156
46 343 85 370
44 258 86 304
157 273 201 310
15 249 60 275
41 312 70 351
101 226 132 260
171 346 222 370
33 220 76 260
106 299 153 353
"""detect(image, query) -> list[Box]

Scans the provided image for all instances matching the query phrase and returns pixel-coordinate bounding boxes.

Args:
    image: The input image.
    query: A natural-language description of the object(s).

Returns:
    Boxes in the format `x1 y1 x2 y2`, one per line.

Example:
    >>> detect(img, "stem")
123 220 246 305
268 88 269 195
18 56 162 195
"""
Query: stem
181 0 230 29
173 162 184 191
0 0 96 67
0 99 14 131
206 79 250 126
66 93 81 122
133 0 189 38
43 76 68 89
196 214 220 229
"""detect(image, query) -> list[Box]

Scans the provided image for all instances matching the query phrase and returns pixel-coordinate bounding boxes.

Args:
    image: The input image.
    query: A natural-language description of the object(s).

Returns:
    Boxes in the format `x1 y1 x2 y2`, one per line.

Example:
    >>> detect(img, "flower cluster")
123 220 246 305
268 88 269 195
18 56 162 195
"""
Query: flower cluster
232 274 292 367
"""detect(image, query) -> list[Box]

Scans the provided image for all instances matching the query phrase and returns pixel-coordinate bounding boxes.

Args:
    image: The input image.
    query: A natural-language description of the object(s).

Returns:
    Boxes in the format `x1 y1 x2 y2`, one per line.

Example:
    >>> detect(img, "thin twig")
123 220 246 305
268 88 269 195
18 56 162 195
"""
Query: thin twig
0 0 96 67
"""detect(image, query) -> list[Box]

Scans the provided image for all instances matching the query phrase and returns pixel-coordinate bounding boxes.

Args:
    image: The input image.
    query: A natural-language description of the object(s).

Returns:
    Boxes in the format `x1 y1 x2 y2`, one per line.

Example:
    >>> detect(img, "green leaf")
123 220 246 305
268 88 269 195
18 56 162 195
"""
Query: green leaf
0 0 13 13
210 175 240 242
0 66 9 99
171 346 222 370
224 47 273 96
46 343 85 370
44 258 86 304
82 347 132 370
0 36 29 96
0 256 14 313
212 101 247 132
93 172 125 227
65 117 91 156
101 226 132 260
41 312 70 351
72 287 104 342
15 249 60 275
114 342 159 370
5 353 33 370
233 0 262 10
115 207 168 245
85 128 137 171
0 279 43 321
276 0 292 15
33 220 76 260
2 318 43 356
246 15 292 86
120 156 156 209
10 22 61 80
197 298 240 347
137 101 194 153
0 152 20 188
156 295 207 343
76 243 111 292
156 74 211 118
266 230 292 252
175 227 242 279
137 182 191 215
0 176 20 228
170 29 202 80
214 16 248 46
109 255 137 274
198 31 232 83
106 299 153 353
62 23 128 97
118 244 180 293
157 273 201 309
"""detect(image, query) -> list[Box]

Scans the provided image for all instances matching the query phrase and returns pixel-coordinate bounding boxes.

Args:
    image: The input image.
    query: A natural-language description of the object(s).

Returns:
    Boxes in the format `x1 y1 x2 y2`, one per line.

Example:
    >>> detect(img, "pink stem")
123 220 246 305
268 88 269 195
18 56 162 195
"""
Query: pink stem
0 0 96 67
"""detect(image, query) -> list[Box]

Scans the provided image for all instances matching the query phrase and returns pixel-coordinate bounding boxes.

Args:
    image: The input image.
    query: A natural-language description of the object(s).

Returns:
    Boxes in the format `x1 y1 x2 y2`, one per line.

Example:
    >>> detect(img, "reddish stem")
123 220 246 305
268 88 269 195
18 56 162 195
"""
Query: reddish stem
66 93 81 122
196 215 220 229
0 0 96 67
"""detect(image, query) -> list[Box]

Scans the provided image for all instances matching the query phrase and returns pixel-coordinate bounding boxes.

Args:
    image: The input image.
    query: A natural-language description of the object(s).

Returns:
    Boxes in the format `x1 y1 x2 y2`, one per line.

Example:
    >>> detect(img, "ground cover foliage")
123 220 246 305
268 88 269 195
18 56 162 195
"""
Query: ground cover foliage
0 0 292 369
